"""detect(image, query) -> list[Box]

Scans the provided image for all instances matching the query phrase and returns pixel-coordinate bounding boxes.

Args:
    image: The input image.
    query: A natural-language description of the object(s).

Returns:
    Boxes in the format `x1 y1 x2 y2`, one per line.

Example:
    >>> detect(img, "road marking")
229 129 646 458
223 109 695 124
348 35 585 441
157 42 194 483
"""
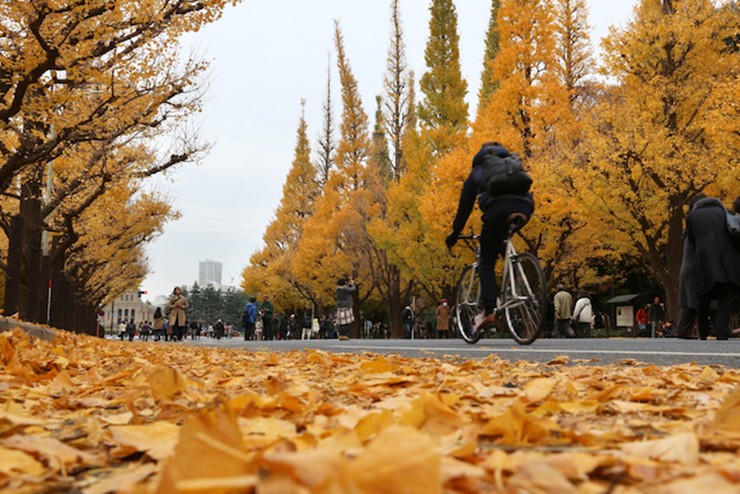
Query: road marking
329 345 740 358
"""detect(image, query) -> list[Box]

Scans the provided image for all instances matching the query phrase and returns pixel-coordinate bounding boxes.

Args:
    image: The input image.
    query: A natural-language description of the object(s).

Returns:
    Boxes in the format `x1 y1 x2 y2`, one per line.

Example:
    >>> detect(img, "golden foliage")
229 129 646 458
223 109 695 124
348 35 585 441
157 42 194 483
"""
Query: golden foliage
581 0 740 309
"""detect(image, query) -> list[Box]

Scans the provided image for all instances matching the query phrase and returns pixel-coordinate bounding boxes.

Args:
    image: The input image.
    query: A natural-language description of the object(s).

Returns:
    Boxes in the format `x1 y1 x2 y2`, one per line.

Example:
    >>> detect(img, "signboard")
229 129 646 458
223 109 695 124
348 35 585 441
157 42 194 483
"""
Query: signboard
616 306 634 328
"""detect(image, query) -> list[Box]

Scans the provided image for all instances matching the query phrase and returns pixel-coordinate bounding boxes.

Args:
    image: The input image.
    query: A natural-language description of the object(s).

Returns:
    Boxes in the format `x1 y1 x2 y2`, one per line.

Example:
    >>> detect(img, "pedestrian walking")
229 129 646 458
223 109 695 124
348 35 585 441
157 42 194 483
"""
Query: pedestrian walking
125 319 136 341
167 286 188 341
152 308 164 341
553 284 574 338
676 196 704 339
213 319 225 339
260 296 274 340
140 321 151 341
335 277 356 340
571 291 593 338
302 313 313 340
686 195 740 340
243 297 257 340
648 295 665 339
189 319 201 340
402 302 415 339
436 299 451 339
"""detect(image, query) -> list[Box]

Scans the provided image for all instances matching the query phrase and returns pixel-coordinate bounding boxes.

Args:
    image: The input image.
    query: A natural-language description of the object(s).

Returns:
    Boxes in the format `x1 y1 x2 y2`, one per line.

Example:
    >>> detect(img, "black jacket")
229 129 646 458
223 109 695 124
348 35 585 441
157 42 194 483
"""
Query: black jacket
451 160 533 235
686 197 740 296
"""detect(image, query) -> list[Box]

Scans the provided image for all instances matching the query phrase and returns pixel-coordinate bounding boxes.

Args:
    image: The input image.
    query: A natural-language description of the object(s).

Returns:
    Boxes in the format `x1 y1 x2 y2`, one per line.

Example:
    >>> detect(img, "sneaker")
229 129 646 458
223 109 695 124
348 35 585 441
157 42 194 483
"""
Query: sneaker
338 335 350 341
476 313 496 331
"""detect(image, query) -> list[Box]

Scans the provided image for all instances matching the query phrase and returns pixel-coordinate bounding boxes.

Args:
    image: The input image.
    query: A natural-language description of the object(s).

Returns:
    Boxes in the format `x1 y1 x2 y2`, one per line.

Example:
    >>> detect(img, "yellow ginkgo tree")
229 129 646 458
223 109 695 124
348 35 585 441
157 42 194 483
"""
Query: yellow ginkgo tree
0 0 235 328
581 0 739 320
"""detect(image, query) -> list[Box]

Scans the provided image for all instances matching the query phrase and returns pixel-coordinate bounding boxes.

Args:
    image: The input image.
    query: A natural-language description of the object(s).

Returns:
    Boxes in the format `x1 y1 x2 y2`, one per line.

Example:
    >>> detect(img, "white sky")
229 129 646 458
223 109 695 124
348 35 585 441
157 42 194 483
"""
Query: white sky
140 0 637 299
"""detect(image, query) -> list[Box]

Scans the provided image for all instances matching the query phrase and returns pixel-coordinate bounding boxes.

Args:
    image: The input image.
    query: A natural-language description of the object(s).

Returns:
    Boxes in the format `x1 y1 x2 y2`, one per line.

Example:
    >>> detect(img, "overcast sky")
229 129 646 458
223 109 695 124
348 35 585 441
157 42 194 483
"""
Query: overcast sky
140 0 637 299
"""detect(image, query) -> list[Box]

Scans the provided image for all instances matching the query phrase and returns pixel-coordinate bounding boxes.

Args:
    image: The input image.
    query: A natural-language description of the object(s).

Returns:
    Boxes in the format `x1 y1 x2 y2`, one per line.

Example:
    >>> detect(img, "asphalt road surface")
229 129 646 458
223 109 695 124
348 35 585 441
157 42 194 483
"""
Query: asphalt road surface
184 336 740 368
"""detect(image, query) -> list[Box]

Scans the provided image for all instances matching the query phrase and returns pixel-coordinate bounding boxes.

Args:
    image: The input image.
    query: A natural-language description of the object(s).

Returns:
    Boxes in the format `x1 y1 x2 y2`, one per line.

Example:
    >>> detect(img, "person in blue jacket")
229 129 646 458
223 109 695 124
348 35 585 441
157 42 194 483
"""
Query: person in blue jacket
243 297 257 341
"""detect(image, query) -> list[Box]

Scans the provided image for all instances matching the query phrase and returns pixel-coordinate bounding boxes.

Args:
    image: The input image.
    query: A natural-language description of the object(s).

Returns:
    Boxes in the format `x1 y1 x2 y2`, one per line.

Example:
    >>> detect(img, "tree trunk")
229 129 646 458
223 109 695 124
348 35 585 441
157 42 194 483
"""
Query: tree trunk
654 196 686 325
62 278 75 331
3 215 23 316
663 201 685 325
18 181 43 323
388 268 404 338
38 255 51 324
48 257 65 329
350 283 361 339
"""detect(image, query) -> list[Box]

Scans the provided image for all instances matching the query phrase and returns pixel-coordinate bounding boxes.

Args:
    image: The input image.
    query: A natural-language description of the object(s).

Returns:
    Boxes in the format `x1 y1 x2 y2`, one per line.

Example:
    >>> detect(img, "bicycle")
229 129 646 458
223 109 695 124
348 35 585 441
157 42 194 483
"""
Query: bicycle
452 214 547 345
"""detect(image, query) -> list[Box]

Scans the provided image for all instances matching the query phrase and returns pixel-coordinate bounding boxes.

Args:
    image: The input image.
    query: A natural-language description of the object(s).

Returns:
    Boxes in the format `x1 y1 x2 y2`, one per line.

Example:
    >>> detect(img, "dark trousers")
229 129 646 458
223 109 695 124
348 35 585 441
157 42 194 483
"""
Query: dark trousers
553 319 574 338
244 321 255 340
404 323 412 339
338 324 350 337
478 199 534 313
676 307 696 337
575 322 591 338
697 283 734 340
263 318 273 340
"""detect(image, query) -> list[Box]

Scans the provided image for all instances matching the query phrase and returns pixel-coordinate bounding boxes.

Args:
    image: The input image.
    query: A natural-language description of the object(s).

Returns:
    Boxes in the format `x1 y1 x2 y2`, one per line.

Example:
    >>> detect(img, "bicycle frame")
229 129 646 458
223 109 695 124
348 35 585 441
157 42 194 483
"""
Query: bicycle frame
498 240 535 313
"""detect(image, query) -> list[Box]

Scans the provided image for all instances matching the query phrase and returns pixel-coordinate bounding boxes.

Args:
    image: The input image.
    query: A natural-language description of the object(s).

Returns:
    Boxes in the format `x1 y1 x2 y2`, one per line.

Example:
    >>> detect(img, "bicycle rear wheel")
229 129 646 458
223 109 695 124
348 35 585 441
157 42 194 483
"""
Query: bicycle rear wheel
454 265 483 344
501 252 546 345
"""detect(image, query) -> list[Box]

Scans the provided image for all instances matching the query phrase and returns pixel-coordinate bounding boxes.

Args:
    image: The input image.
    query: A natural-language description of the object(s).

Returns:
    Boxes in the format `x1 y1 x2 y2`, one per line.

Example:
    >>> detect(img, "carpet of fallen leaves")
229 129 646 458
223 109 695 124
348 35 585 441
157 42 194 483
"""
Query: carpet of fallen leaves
1 328 739 494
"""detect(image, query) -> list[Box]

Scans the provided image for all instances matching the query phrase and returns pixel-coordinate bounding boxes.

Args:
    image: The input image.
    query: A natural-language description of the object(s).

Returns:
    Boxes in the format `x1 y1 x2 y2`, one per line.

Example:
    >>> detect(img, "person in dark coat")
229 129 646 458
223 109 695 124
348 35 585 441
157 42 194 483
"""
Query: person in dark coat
686 196 740 340
676 194 706 339
213 319 225 339
125 319 136 341
676 232 699 338
445 142 535 330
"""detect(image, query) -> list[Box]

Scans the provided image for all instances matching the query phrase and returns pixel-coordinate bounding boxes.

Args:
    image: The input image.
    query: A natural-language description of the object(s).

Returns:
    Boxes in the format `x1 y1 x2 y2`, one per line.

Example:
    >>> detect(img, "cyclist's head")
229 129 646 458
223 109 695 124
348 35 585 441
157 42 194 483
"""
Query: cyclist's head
472 142 509 168
337 278 347 286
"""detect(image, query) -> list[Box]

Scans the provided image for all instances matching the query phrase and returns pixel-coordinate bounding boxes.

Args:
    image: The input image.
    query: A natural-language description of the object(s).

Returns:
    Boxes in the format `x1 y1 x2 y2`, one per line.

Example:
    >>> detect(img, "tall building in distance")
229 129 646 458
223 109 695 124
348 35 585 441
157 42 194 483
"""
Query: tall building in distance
198 259 223 286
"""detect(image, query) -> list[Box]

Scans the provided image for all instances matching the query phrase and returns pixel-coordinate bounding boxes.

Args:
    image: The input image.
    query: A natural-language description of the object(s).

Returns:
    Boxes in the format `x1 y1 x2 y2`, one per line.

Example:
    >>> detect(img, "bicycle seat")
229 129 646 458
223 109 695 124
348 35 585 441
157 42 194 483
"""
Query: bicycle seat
507 213 528 234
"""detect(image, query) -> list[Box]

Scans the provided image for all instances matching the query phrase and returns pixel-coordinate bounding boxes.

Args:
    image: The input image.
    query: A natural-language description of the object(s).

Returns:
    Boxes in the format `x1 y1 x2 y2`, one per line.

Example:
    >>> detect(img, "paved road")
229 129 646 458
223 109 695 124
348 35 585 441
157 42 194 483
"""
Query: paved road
183 337 740 368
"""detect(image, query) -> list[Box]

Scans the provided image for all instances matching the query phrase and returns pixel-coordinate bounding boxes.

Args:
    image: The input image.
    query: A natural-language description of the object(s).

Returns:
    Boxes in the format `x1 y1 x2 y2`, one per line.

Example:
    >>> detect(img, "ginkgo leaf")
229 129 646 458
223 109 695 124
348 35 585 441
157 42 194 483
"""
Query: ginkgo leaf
481 400 555 445
508 460 578 494
340 425 443 494
147 365 187 402
0 434 104 471
155 406 253 494
109 422 181 461
709 387 740 435
621 432 700 465
522 378 557 404
0 445 45 476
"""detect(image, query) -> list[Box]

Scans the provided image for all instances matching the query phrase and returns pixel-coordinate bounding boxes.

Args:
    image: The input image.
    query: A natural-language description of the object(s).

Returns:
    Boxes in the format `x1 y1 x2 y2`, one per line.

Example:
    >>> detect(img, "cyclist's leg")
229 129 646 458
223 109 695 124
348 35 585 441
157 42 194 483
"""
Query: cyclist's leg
478 225 506 323
480 199 532 313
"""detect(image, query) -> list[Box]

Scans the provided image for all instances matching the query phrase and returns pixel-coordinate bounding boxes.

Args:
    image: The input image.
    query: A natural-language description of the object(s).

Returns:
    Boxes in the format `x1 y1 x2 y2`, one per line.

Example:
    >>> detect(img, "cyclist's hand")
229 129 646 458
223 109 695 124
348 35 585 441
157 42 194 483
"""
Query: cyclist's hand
445 232 459 249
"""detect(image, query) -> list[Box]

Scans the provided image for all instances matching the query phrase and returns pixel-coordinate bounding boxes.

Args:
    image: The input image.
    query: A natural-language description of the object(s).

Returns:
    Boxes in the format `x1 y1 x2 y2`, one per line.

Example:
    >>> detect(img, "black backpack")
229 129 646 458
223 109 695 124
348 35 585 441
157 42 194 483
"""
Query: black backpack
482 152 532 195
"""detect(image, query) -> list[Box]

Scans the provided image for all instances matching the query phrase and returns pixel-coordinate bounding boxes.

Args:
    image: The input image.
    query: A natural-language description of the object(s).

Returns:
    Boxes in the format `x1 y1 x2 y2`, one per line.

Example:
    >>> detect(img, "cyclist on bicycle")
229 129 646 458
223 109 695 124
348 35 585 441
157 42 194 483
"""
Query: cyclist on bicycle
445 142 535 330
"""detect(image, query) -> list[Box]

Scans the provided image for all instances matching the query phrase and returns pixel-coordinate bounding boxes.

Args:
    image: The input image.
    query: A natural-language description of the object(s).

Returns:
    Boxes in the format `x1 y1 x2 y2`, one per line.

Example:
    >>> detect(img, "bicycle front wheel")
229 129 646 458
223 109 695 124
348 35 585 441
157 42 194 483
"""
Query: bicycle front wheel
501 252 546 345
455 264 483 344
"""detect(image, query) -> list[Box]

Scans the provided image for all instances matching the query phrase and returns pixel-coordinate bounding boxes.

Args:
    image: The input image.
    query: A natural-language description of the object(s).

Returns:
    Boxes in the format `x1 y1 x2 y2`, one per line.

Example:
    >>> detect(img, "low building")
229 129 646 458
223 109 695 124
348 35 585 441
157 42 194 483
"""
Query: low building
99 290 155 332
